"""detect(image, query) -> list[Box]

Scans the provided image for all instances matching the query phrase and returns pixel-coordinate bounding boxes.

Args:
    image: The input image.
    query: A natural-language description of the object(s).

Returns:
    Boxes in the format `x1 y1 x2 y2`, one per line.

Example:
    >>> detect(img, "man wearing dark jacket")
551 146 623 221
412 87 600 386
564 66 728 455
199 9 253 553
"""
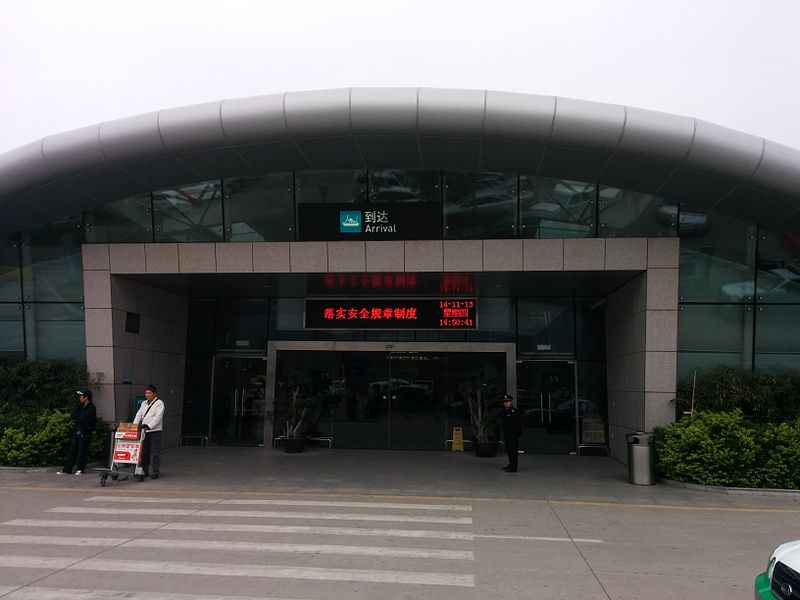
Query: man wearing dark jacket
501 393 523 473
58 389 97 475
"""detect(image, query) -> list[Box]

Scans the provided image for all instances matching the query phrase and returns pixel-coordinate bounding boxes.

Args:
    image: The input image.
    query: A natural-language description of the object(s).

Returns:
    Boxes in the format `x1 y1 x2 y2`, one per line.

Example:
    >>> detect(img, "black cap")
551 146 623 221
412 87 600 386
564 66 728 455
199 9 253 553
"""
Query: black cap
76 389 92 400
503 394 513 401
145 384 157 394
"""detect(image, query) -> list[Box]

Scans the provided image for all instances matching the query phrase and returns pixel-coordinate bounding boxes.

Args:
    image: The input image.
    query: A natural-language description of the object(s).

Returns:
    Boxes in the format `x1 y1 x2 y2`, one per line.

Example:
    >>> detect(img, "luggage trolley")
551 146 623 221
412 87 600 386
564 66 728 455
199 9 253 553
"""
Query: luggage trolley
94 422 145 486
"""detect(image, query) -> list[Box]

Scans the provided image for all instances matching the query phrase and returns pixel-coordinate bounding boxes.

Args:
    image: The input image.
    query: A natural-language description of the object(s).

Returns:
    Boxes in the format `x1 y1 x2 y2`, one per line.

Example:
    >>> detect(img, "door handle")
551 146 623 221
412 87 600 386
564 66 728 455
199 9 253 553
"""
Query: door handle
547 394 552 423
539 394 544 423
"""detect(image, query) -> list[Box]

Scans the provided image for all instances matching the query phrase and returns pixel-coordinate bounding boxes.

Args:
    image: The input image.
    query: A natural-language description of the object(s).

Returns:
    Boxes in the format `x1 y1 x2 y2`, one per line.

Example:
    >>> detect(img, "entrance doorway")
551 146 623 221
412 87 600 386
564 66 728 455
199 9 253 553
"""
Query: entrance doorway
209 355 268 446
267 342 515 450
516 361 578 454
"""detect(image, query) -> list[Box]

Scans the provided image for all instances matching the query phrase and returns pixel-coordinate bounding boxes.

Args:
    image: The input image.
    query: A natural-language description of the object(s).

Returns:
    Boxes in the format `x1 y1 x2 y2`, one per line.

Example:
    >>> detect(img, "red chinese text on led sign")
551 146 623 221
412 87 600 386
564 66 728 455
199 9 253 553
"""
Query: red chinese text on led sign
305 299 477 330
323 307 418 320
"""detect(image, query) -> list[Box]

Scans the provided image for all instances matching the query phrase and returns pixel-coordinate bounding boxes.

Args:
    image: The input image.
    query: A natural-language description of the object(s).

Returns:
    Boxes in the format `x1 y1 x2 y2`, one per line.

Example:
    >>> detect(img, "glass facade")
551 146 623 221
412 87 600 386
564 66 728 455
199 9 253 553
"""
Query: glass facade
0 165 794 395
678 208 800 379
81 169 681 244
0 220 86 362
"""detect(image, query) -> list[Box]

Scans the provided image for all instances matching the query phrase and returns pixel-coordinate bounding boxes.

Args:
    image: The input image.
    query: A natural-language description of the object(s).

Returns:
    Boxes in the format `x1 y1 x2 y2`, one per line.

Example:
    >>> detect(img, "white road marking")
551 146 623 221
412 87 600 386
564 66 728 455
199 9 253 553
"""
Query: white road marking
0 535 126 546
84 496 217 504
48 506 473 524
0 586 21 596
0 556 77 569
48 507 193 516
220 499 472 511
0 533 472 559
0 556 475 587
0 586 304 600
474 533 605 543
84 496 472 511
4 519 475 540
3 519 166 529
164 521 474 540
124 538 474 559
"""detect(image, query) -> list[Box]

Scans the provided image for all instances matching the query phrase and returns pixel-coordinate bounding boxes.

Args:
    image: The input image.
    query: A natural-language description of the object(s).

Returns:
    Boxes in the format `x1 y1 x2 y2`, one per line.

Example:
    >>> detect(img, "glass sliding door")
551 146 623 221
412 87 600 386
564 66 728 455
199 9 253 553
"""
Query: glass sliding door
209 356 267 446
271 345 508 450
516 360 577 454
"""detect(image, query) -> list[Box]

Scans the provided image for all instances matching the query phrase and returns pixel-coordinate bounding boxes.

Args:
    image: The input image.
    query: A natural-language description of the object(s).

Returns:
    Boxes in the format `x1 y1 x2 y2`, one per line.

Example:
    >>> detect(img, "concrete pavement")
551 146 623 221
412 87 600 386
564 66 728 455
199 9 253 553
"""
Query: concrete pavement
0 447 798 599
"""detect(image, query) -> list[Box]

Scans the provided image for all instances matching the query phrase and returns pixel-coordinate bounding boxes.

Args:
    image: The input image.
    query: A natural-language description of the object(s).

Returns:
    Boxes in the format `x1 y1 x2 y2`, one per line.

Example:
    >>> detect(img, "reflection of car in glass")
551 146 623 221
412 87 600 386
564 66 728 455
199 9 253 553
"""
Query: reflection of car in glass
720 274 800 301
754 539 800 599
656 201 708 236
549 397 599 433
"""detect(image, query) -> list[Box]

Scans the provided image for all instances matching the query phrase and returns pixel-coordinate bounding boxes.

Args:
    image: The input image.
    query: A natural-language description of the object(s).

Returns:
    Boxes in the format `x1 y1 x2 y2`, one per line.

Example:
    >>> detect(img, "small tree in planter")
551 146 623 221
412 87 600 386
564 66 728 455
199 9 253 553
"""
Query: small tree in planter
458 370 502 457
271 370 321 453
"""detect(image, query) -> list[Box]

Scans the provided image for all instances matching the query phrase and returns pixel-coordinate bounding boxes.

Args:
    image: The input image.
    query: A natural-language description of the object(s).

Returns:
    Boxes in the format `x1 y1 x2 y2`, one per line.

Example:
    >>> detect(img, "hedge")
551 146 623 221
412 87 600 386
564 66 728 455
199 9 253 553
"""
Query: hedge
0 359 91 411
0 409 109 468
676 367 800 423
656 411 800 489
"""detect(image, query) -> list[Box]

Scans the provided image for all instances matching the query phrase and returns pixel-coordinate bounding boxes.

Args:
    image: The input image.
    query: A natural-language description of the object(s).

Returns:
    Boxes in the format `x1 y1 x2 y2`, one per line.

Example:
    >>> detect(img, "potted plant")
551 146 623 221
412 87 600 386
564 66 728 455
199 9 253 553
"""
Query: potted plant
271 370 321 453
458 370 502 457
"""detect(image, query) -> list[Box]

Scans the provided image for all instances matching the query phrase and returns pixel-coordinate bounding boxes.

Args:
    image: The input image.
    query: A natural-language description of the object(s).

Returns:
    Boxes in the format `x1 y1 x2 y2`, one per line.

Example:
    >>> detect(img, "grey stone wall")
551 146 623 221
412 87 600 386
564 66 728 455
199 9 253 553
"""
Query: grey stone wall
605 238 679 462
82 244 188 449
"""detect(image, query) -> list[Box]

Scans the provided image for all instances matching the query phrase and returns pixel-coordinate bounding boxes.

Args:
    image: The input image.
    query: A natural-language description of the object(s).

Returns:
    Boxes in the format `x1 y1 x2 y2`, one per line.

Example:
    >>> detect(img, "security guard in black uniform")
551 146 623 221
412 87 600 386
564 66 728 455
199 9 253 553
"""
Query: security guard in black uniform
501 393 523 472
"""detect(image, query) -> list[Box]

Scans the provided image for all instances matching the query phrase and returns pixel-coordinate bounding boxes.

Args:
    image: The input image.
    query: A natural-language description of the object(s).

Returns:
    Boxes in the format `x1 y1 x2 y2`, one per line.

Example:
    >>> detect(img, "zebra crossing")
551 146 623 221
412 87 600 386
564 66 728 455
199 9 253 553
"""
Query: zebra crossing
0 493 479 599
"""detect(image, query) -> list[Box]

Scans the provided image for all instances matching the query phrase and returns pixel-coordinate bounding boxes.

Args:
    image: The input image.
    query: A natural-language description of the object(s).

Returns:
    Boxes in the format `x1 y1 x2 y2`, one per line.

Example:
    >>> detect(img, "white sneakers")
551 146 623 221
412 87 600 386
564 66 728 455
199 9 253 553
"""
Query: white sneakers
74 471 83 475
57 470 83 475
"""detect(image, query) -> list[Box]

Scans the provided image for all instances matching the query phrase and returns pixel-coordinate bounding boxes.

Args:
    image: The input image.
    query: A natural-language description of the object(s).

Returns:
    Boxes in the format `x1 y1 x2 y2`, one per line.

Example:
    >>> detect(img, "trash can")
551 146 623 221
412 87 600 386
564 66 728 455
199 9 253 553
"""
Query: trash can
626 431 655 485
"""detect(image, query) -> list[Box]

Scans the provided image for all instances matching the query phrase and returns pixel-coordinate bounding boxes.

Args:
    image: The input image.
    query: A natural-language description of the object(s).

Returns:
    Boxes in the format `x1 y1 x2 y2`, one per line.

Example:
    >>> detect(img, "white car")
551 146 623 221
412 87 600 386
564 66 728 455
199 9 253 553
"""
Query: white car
755 539 800 599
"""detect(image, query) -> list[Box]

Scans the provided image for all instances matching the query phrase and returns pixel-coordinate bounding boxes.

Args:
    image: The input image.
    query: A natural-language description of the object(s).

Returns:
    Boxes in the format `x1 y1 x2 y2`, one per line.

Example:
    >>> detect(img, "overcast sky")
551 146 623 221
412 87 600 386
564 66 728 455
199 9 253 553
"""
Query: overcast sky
1 0 799 155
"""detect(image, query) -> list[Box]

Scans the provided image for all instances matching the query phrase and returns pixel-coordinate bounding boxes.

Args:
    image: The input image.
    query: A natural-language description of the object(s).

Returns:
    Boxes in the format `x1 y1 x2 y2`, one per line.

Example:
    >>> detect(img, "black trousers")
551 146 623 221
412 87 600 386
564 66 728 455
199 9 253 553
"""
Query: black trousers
139 430 162 476
505 435 519 469
63 432 92 473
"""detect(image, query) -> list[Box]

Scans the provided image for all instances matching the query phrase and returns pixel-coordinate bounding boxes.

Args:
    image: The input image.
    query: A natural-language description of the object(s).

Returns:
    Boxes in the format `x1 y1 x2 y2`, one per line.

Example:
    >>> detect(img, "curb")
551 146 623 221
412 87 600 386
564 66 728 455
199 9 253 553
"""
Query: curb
0 461 105 474
661 478 800 497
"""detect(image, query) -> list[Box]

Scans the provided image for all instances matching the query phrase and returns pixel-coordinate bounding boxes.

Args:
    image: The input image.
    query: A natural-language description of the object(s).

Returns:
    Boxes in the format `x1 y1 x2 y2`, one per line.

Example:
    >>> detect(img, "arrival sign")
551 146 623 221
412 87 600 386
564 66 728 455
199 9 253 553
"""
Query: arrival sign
298 202 442 241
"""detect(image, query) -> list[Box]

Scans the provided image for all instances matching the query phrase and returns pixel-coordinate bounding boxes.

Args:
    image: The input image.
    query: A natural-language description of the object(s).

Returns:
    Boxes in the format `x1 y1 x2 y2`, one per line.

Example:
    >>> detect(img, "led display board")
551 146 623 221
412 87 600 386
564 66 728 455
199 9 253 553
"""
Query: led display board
305 298 477 330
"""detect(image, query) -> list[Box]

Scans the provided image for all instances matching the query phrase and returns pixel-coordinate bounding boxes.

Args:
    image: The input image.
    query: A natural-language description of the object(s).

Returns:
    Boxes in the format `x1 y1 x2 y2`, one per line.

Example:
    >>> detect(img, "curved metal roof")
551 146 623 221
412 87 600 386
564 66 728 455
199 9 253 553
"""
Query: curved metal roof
1 87 799 234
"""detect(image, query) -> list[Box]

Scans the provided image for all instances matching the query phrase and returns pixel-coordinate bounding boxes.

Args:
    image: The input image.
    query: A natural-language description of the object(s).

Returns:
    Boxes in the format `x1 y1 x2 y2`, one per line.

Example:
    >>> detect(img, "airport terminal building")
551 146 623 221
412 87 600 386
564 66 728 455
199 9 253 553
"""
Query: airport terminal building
1 87 799 462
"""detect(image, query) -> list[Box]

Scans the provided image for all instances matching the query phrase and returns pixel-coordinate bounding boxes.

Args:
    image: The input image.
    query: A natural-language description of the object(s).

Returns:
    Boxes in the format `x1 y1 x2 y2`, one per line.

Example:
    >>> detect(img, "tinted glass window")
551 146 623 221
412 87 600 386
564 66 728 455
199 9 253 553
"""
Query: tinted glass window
679 211 756 302
153 181 223 242
20 217 84 302
444 172 517 239
754 230 800 303
295 170 367 204
520 176 594 238
368 170 441 203
24 302 85 362
755 305 800 372
85 193 153 242
0 233 20 302
516 297 574 359
599 187 676 238
0 303 24 359
224 174 294 242
677 304 752 379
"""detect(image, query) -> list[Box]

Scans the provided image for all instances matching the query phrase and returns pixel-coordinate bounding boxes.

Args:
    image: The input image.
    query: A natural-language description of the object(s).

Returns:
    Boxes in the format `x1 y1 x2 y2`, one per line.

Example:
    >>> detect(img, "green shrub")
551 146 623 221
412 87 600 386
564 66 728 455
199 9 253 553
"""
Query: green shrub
656 410 758 487
752 420 800 489
0 409 109 467
0 360 91 412
676 367 800 423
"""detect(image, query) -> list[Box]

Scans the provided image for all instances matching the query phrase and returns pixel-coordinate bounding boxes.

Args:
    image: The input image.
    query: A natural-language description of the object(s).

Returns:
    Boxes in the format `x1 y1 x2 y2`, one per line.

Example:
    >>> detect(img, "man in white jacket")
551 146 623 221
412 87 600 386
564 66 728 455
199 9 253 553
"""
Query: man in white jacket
133 384 165 480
